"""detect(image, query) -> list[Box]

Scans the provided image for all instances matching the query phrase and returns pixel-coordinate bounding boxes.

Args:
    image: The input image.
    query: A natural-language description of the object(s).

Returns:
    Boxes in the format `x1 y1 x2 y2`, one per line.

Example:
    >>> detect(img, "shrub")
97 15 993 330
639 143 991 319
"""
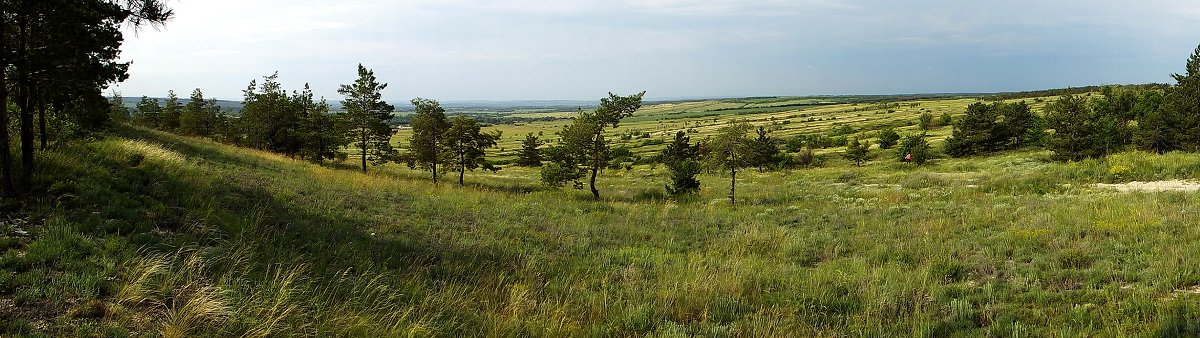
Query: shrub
843 137 871 166
878 128 900 149
899 134 932 165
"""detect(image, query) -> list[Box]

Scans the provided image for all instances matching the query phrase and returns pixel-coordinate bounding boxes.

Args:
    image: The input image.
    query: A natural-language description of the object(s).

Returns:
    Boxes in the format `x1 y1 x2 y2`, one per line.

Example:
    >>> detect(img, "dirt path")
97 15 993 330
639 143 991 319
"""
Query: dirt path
1096 180 1200 192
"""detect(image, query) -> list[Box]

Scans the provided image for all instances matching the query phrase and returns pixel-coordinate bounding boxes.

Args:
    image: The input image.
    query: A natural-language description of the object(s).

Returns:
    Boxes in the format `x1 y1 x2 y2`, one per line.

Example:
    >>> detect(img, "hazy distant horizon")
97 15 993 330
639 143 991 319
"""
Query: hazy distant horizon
110 0 1200 101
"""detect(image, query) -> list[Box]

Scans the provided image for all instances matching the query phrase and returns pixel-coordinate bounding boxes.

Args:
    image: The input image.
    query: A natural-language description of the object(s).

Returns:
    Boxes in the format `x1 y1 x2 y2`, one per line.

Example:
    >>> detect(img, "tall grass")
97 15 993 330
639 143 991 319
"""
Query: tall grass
4 126 1200 336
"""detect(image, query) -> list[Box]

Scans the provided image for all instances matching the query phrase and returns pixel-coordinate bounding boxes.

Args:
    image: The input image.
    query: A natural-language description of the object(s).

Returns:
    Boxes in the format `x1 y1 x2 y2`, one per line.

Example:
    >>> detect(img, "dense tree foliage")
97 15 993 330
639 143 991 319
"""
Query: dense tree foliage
1044 95 1125 161
339 64 396 172
661 131 701 195
0 0 172 196
747 126 783 171
877 127 900 149
541 92 645 199
407 98 449 182
944 101 1040 157
516 133 544 167
442 116 501 185
706 122 752 206
843 137 870 166
899 134 932 165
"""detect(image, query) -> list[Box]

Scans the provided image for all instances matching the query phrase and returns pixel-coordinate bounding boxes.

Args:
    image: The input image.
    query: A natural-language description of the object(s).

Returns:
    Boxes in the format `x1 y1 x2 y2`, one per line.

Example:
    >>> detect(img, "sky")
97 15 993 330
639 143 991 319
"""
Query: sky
110 0 1200 102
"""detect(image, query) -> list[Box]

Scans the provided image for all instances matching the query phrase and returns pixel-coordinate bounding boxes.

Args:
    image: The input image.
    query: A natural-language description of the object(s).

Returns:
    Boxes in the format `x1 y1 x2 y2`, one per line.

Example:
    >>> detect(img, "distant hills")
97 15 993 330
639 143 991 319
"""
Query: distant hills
116 97 598 114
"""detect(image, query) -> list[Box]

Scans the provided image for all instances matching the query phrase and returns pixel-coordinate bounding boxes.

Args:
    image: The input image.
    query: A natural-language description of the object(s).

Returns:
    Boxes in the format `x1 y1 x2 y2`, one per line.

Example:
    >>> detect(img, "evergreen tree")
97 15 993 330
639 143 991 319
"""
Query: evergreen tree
108 92 130 123
898 134 932 165
918 112 935 130
706 122 752 206
747 126 782 171
339 64 396 172
240 73 304 156
661 131 701 196
295 84 346 163
161 90 181 132
407 98 449 182
135 96 161 127
1133 90 1176 153
442 116 501 185
1045 95 1126 161
1163 44 1200 151
179 88 210 136
516 133 544 167
541 91 645 199
843 137 870 166
877 127 900 149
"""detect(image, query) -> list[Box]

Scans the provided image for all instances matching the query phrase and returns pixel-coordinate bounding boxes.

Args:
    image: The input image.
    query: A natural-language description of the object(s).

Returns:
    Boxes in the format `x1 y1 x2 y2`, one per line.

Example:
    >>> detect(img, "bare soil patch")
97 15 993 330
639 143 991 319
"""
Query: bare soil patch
1096 180 1200 192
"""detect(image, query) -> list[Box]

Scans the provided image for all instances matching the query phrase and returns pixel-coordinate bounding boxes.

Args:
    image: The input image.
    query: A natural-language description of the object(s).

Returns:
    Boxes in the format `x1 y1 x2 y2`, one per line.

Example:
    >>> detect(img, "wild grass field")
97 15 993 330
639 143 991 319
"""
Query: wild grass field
398 95 1060 163
7 94 1200 337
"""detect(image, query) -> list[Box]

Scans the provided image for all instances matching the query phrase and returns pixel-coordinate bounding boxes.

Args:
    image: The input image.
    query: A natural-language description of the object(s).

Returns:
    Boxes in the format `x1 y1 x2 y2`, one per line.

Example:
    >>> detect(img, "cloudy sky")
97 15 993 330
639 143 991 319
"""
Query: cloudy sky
111 0 1200 101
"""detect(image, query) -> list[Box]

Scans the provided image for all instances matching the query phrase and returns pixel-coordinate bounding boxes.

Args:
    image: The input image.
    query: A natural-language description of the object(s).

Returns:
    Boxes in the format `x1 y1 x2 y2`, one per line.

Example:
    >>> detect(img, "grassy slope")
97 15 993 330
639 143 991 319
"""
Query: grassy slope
7 121 1200 336
397 95 1061 164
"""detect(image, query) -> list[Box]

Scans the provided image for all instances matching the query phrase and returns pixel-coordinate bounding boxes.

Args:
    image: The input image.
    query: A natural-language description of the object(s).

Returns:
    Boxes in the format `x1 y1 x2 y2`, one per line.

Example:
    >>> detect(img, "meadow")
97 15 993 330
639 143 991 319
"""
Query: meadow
6 94 1200 336
397 95 1060 164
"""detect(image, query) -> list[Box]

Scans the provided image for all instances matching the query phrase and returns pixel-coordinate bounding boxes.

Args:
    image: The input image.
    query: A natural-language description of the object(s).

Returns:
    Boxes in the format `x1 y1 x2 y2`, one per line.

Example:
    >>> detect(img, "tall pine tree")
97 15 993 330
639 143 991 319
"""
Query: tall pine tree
339 64 396 172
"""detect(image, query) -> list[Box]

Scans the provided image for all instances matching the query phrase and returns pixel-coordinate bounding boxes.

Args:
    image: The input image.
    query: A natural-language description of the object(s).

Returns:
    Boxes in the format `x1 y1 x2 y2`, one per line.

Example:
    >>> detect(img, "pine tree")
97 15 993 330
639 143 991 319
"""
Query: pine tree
135 96 161 127
407 98 449 182
339 64 396 172
706 122 752 206
295 84 346 163
843 137 870 166
179 88 209 136
747 126 782 172
161 90 181 132
898 134 932 165
442 116 501 185
516 133 543 167
541 91 644 199
661 131 700 195
877 127 900 149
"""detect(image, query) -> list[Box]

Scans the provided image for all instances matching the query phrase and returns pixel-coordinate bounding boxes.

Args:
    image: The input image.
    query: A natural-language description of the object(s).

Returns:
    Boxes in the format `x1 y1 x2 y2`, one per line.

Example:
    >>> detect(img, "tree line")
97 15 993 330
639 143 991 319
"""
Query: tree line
940 44 1200 161
0 0 173 198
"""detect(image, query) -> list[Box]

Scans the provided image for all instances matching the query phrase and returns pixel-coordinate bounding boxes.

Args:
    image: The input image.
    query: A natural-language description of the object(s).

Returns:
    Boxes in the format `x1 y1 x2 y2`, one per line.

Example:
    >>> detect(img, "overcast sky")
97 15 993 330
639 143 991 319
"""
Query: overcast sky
110 0 1200 102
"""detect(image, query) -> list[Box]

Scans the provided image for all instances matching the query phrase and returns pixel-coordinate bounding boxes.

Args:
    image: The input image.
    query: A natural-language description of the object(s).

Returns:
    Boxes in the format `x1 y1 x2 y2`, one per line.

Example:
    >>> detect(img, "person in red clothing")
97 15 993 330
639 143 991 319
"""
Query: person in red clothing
904 153 912 162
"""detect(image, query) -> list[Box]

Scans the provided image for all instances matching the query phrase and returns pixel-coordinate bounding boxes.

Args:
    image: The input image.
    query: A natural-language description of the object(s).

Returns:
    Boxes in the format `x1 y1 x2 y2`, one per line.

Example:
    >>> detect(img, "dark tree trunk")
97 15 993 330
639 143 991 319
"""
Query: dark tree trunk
432 159 438 185
729 167 736 207
458 166 464 186
37 97 47 151
359 131 367 172
589 166 599 200
0 3 12 196
17 17 34 187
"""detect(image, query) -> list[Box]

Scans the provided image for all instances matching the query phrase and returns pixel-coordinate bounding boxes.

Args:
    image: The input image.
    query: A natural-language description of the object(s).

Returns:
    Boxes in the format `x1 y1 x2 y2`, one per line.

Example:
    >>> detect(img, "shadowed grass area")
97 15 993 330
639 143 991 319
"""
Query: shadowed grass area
4 125 1200 336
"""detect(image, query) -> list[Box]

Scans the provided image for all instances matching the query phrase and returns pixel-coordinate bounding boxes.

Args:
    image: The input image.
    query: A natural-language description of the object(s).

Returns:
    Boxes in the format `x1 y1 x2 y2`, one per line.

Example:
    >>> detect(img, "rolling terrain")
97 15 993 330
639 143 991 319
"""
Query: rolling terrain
6 92 1200 336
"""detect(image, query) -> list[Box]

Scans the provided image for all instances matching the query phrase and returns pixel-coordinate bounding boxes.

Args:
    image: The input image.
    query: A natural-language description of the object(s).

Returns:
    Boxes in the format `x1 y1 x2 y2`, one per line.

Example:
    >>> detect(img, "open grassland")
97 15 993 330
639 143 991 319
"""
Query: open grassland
6 123 1200 336
399 95 1062 163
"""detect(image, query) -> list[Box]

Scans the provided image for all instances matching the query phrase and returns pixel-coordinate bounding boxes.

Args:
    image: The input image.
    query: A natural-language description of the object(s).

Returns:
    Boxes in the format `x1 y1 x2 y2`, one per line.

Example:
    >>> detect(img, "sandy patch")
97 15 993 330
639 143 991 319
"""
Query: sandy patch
1096 180 1200 192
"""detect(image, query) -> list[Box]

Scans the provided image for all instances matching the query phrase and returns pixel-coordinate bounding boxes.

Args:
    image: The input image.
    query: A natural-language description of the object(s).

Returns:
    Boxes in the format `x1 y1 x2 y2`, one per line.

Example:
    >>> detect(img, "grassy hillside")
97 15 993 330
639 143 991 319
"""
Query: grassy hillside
394 95 1063 164
6 120 1200 336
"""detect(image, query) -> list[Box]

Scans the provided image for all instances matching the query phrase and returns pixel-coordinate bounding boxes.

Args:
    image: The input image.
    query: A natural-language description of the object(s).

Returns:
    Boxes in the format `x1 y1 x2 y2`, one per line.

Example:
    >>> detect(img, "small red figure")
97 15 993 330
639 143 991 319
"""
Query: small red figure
904 153 912 162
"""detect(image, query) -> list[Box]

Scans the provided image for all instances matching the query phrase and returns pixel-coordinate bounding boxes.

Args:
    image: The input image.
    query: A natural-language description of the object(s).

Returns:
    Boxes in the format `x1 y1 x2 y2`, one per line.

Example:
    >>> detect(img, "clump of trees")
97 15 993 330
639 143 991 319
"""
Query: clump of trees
1 0 174 197
134 72 354 166
943 101 1041 157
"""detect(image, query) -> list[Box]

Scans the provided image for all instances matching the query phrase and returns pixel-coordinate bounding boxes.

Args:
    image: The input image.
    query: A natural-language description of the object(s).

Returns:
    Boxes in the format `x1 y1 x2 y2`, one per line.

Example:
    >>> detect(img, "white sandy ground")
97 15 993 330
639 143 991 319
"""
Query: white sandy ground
1095 180 1200 192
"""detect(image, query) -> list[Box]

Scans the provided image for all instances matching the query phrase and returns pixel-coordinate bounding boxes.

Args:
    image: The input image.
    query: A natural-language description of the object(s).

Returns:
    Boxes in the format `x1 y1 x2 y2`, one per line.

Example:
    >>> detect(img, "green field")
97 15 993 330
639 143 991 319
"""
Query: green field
399 95 1060 163
8 93 1200 336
